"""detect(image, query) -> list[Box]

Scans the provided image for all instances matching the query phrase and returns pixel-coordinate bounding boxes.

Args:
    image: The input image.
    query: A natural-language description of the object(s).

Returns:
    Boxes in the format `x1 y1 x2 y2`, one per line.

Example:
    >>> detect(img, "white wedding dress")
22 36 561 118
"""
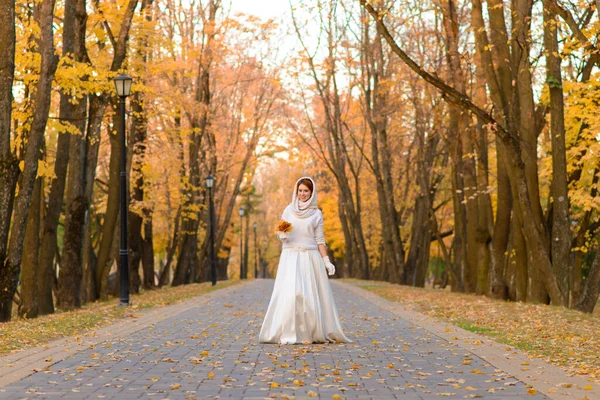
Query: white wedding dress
259 200 351 344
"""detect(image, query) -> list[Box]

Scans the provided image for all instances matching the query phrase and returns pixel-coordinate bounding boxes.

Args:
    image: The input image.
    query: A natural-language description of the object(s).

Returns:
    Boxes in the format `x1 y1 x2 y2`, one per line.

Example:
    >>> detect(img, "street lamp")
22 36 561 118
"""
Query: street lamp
113 73 132 306
238 207 245 279
262 239 267 278
253 222 258 279
206 174 216 286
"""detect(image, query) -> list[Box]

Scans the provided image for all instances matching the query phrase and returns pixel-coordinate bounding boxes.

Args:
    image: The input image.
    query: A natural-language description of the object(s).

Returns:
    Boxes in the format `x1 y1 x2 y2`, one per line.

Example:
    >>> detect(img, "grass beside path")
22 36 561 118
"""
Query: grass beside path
343 279 600 383
0 280 239 357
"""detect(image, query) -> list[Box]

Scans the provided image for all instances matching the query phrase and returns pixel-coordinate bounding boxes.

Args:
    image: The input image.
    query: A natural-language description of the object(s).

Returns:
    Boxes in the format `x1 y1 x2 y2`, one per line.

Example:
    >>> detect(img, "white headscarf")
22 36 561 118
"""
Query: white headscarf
291 176 318 219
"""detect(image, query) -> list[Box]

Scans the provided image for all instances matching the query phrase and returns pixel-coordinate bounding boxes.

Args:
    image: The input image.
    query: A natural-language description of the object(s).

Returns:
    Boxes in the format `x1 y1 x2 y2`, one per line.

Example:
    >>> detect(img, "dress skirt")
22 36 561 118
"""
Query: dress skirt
259 248 351 344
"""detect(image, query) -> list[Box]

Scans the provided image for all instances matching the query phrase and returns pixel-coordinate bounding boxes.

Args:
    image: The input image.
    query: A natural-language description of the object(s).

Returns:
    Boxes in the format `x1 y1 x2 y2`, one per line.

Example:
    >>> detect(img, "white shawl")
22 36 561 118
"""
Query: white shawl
291 176 318 219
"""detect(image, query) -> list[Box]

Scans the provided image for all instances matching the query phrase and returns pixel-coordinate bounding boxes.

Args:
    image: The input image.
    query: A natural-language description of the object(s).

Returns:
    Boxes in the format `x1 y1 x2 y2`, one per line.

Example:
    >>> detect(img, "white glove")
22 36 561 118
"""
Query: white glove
277 231 289 243
322 256 335 276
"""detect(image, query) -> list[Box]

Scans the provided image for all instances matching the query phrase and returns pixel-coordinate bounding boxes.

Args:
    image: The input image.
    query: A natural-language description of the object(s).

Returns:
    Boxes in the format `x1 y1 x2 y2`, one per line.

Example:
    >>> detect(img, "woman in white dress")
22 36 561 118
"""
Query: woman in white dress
259 177 351 344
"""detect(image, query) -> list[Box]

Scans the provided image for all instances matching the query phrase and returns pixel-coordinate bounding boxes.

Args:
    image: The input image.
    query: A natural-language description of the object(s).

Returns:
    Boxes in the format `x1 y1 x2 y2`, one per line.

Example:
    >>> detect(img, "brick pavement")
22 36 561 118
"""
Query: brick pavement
0 279 568 399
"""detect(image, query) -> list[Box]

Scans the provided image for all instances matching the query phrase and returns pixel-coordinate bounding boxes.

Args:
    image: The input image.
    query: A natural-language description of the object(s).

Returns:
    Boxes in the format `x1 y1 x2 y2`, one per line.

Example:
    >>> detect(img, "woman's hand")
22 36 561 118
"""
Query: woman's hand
322 256 335 276
277 231 289 243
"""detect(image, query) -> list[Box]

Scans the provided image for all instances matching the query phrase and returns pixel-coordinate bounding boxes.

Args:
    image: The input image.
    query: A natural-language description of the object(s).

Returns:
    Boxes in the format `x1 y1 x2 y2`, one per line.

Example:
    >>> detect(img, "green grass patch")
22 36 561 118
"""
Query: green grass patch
454 320 495 335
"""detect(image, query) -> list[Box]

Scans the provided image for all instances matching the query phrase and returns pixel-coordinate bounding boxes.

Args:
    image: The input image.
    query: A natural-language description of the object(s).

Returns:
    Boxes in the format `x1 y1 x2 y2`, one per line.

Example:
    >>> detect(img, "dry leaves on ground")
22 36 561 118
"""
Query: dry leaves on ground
346 279 600 383
0 280 239 356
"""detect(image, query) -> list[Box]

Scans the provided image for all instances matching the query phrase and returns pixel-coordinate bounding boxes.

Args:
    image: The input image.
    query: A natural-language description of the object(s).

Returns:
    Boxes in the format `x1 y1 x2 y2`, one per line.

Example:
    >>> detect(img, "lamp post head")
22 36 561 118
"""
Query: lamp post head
253 222 257 229
239 207 245 217
206 174 214 189
113 73 133 97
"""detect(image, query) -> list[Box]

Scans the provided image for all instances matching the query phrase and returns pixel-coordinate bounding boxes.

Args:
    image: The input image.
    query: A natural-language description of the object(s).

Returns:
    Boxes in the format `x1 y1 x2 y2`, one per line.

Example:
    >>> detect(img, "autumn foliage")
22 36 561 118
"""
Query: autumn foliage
0 0 599 324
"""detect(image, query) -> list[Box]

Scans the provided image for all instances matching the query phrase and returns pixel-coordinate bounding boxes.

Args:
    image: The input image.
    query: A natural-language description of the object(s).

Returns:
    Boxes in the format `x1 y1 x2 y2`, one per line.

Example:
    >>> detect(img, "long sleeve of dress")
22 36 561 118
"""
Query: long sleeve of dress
314 211 326 246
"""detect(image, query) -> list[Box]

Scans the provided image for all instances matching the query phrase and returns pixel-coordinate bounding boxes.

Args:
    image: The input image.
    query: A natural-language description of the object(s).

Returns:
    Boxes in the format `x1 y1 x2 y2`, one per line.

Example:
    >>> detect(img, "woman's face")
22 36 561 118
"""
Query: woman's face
297 184 312 202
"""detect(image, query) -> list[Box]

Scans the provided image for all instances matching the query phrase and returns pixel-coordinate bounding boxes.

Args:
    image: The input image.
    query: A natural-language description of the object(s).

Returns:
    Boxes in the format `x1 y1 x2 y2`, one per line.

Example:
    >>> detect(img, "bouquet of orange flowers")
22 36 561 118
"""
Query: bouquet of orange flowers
276 220 293 233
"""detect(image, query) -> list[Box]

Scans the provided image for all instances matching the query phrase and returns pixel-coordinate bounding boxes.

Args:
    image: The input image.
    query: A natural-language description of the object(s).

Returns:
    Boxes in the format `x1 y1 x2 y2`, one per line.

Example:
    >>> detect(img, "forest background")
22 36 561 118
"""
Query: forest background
1 0 600 323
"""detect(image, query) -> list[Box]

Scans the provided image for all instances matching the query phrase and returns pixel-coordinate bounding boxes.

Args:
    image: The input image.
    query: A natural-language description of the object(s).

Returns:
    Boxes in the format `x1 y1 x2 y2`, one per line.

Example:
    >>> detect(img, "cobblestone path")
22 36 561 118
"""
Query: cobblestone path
1 279 546 399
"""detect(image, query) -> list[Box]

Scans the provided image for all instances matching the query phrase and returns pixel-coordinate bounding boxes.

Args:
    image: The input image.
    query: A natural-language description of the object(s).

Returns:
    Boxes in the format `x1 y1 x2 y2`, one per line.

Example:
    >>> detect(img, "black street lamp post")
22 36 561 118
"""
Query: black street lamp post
113 73 133 306
253 222 257 279
262 239 267 278
206 174 217 286
238 207 245 279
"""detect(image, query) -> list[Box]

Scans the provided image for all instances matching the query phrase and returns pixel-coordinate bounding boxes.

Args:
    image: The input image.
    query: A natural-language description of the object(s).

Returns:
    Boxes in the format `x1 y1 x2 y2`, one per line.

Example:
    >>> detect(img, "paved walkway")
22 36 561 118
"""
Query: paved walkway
0 279 594 399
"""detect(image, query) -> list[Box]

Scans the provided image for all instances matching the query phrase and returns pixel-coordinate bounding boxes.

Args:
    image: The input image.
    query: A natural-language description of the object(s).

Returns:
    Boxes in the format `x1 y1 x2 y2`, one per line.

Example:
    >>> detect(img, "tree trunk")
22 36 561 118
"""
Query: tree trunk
0 0 19 322
63 0 137 307
19 176 43 318
474 118 493 295
173 1 218 286
129 0 155 291
95 106 122 299
365 0 567 305
172 234 197 286
2 0 56 321
159 115 184 288
160 205 181 287
141 217 155 288
243 213 250 279
59 109 87 308
337 194 354 278
81 220 97 303
360 19 403 283
294 3 370 279
38 0 81 316
543 0 571 300
439 0 479 292
448 108 467 293
217 244 230 280
128 93 145 294
576 247 600 312
407 91 439 287
471 52 494 295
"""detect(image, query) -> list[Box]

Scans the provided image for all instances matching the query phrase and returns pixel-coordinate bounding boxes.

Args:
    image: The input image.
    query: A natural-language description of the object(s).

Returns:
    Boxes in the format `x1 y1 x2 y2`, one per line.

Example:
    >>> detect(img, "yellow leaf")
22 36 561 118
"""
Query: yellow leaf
170 383 181 389
270 382 279 388
527 389 537 395
332 395 342 399
149 376 159 382
308 391 318 397
584 385 593 390
207 371 215 379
